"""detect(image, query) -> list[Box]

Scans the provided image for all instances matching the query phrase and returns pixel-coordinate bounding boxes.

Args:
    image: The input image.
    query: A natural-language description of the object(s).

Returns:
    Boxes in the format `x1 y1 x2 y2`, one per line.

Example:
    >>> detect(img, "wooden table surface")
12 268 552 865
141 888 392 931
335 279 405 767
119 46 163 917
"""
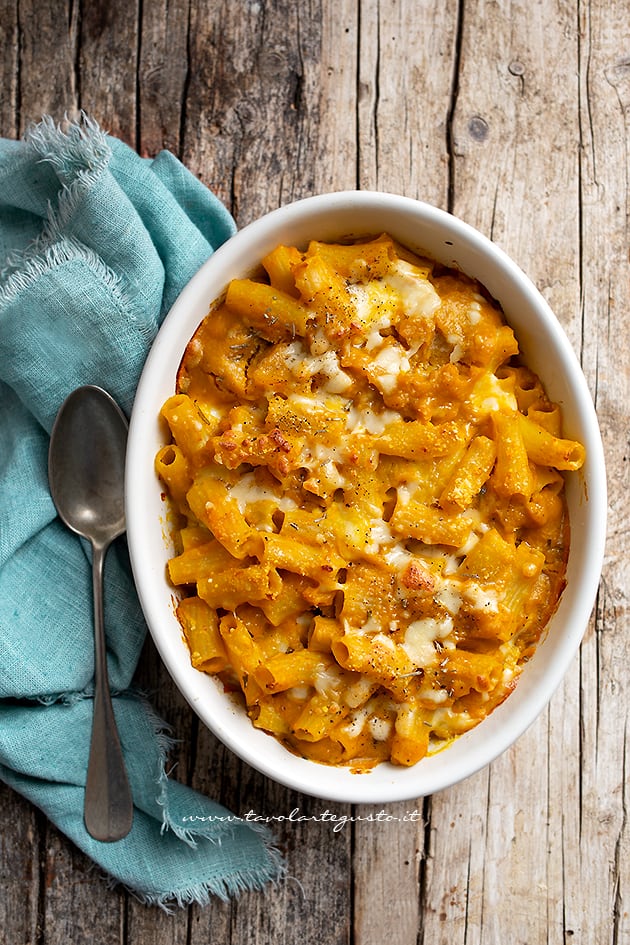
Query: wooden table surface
1 1 628 943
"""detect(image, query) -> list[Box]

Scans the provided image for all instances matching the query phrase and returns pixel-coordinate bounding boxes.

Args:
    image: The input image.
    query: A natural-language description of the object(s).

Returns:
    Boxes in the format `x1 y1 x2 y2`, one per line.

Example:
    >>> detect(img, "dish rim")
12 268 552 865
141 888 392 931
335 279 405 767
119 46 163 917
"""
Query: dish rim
125 190 607 803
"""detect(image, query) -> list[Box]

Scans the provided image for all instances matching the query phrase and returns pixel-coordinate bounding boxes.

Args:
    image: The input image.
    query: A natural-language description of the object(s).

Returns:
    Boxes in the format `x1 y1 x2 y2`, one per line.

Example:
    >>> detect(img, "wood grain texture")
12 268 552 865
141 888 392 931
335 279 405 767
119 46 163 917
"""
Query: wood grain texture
425 3 583 944
0 0 19 138
573 2 630 941
356 0 458 202
0 0 627 942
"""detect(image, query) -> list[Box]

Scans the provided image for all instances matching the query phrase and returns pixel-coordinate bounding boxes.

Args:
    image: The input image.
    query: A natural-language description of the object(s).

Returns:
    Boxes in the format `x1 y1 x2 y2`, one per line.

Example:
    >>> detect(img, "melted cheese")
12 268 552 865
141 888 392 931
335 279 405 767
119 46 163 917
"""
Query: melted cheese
285 341 353 393
468 300 482 325
347 282 397 330
417 686 449 705
229 473 297 514
434 579 463 615
344 675 375 708
471 373 519 416
359 615 383 635
463 583 500 613
402 616 454 669
343 705 371 738
345 405 400 436
313 664 344 698
368 716 392 741
384 541 413 570
371 344 411 393
367 520 394 553
384 260 441 318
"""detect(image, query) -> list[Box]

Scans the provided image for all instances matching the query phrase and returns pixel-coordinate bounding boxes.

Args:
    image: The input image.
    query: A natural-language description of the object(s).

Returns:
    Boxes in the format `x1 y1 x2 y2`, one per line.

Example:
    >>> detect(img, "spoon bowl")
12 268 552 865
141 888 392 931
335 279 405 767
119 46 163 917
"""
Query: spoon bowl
48 385 133 842
48 386 127 545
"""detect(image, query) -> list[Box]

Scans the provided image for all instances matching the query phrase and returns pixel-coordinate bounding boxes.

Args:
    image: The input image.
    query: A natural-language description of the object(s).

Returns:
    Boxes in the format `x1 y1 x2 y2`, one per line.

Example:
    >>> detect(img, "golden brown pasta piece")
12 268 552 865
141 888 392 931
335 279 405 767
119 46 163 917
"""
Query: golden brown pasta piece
225 279 312 341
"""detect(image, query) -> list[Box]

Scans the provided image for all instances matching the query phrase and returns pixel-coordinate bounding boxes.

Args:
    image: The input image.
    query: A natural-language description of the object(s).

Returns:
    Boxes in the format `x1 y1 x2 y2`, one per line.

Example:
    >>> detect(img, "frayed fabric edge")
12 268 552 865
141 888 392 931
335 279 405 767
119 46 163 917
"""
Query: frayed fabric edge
0 113 129 313
109 840 287 913
25 113 110 175
24 114 112 241
10 686 287 909
33 687 180 770
145 695 287 870
34 685 174 721
134 693 258 848
124 694 288 910
0 233 128 311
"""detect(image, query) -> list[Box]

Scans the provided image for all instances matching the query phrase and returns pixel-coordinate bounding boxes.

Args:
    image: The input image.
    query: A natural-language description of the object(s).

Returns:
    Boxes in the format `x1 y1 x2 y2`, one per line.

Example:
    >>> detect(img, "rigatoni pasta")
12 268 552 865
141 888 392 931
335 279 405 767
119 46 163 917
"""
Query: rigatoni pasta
155 233 585 769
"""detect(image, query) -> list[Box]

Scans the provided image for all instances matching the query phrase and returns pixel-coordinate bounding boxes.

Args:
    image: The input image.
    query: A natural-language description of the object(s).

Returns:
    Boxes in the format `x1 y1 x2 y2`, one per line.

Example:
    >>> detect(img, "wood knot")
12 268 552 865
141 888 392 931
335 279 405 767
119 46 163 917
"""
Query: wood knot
467 116 489 142
508 60 525 76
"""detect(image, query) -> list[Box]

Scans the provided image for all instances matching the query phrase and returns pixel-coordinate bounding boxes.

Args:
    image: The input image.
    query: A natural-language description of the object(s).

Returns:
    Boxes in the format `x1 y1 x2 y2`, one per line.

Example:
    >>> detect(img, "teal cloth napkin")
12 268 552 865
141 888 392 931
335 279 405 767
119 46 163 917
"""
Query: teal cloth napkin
0 115 284 907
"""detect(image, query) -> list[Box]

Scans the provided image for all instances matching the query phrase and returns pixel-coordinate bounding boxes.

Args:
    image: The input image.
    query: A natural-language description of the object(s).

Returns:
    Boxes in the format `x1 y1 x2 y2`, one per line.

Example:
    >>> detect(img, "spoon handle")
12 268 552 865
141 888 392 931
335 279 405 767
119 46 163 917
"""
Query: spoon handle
84 540 134 842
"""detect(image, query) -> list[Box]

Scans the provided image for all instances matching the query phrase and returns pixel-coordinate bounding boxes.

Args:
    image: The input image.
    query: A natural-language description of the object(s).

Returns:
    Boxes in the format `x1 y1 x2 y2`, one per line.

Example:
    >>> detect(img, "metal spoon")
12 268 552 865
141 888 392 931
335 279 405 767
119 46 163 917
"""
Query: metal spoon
48 385 133 842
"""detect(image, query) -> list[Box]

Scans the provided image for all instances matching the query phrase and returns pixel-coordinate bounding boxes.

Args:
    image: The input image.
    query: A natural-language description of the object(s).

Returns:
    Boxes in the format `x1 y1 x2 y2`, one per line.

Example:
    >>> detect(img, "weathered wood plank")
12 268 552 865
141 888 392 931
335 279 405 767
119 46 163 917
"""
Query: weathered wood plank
123 637 194 943
422 1 593 943
351 4 460 943
357 0 458 203
186 720 248 944
571 0 630 941
0 0 19 138
182 0 324 220
182 7 356 941
450 0 582 322
41 822 126 944
307 0 359 196
137 0 190 158
15 0 79 133
352 800 423 945
3 3 128 944
421 771 491 944
187 719 354 945
0 785 41 945
78 0 140 145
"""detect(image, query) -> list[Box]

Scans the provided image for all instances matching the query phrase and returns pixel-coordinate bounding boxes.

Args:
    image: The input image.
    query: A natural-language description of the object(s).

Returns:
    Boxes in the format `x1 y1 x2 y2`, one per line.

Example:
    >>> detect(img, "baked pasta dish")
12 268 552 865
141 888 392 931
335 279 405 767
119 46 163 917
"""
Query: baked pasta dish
155 233 585 769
